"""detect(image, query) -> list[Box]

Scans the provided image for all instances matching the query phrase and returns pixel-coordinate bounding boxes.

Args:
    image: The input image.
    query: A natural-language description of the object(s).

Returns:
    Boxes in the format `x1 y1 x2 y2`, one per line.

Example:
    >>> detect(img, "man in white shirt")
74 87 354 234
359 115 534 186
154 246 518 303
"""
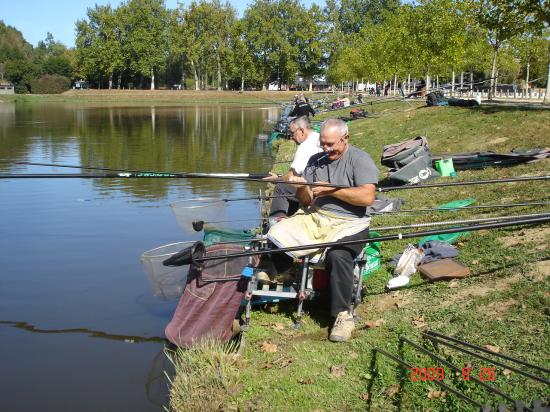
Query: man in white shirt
266 116 322 227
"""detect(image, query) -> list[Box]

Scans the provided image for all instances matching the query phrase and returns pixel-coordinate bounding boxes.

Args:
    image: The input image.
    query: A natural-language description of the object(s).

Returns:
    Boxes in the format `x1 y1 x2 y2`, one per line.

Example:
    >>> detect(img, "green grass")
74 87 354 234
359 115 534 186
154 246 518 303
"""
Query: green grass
168 101 549 411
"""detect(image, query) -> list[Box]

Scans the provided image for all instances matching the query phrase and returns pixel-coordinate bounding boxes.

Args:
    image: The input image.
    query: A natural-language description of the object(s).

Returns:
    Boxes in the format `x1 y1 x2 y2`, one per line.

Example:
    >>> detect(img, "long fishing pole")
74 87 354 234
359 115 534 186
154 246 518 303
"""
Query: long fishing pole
6 161 272 180
4 161 549 190
191 206 550 232
167 215 550 265
379 175 550 191
378 199 550 215
0 173 347 188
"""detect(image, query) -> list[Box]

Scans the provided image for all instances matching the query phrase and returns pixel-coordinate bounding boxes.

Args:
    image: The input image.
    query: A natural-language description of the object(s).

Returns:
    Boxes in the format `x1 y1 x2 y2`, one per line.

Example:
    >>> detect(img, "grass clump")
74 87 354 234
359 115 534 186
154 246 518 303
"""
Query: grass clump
166 338 242 412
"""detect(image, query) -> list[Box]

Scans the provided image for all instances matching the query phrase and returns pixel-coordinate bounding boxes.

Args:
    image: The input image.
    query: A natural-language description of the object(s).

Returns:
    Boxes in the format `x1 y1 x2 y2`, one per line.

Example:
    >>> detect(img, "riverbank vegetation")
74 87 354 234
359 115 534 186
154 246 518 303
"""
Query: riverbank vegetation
167 101 549 411
1 0 548 95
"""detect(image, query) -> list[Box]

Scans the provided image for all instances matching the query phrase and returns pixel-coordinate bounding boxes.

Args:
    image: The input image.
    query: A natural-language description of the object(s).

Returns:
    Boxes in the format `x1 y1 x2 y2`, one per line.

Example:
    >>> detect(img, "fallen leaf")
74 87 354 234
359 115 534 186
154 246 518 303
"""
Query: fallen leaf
412 316 427 328
274 357 292 368
298 377 315 385
330 365 345 379
272 323 285 331
502 369 512 377
359 393 370 401
484 344 500 353
365 318 386 328
428 389 447 399
385 384 400 397
350 352 359 359
260 341 278 353
472 260 479 265
448 279 460 288
264 362 273 369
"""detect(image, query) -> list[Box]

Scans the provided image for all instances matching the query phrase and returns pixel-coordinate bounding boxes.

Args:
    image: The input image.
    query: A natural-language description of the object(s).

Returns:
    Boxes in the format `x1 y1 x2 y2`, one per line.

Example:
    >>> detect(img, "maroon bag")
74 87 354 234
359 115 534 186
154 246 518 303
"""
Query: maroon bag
165 243 257 347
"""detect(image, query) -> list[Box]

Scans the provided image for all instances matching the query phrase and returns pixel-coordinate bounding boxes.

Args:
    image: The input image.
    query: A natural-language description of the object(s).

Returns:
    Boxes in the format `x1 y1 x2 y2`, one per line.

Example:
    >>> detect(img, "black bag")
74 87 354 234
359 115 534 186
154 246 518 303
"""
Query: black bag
381 136 440 184
426 91 448 107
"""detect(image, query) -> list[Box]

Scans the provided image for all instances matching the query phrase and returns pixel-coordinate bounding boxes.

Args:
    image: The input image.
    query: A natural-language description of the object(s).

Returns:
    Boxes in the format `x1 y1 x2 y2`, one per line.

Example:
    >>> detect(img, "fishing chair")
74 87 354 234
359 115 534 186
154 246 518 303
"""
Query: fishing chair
243 248 367 328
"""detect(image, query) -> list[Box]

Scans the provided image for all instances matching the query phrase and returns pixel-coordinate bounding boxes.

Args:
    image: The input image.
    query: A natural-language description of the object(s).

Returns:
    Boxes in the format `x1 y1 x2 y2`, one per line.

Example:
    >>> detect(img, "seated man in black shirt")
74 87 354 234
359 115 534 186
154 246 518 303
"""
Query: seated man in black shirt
289 96 315 118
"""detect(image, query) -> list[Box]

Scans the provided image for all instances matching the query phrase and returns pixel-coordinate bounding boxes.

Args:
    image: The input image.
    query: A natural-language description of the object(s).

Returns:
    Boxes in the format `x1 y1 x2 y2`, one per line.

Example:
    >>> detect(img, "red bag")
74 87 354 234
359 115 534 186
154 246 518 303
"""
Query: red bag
165 244 257 347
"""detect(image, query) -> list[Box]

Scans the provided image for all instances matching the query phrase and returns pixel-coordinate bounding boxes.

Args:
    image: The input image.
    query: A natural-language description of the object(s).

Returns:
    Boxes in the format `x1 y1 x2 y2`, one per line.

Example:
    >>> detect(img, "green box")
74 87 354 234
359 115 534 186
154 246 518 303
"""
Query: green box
434 158 455 176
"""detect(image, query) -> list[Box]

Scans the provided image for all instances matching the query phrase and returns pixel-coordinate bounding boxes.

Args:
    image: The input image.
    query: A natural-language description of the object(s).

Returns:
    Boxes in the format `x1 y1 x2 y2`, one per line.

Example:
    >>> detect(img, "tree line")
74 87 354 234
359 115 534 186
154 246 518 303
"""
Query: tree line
0 0 548 95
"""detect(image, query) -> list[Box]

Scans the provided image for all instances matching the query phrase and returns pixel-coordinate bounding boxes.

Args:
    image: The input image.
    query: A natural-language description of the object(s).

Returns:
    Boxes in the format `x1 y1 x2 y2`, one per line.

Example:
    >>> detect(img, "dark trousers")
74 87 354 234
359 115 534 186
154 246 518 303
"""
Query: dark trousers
269 183 300 218
270 227 369 317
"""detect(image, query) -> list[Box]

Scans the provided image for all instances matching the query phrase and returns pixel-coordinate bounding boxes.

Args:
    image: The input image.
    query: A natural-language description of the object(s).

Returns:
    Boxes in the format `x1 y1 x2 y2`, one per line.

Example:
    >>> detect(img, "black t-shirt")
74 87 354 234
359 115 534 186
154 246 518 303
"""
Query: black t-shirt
290 102 315 117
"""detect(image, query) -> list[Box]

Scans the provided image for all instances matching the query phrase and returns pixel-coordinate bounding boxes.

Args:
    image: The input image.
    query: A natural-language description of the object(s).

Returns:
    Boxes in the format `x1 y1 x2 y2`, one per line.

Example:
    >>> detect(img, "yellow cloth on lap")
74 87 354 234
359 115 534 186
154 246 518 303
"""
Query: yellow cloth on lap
267 207 371 259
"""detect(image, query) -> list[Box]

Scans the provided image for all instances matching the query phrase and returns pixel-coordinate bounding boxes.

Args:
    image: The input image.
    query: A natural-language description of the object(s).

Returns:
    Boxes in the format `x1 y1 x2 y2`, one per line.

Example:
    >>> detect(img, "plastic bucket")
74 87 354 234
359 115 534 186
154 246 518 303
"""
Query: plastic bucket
170 198 226 234
140 241 196 300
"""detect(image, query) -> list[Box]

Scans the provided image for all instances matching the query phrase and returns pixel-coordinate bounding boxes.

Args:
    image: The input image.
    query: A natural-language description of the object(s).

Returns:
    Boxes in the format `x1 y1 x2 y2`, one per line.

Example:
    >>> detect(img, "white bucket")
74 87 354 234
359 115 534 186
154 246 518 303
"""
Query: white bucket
170 197 226 234
140 241 196 300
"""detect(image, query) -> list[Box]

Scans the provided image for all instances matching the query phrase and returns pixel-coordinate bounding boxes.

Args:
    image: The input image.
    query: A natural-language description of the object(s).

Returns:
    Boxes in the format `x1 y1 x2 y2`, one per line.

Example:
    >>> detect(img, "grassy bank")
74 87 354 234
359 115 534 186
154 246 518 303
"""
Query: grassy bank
168 100 549 411
0 89 325 105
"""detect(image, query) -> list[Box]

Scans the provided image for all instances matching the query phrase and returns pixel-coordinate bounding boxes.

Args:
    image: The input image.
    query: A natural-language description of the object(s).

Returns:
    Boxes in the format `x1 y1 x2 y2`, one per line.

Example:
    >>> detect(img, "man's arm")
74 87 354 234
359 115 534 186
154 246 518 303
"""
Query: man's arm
311 183 376 206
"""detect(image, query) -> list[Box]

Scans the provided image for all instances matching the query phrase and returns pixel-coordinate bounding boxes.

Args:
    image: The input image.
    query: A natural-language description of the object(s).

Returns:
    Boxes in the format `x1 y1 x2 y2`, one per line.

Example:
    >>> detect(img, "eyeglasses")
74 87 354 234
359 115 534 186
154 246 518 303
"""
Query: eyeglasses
320 135 346 149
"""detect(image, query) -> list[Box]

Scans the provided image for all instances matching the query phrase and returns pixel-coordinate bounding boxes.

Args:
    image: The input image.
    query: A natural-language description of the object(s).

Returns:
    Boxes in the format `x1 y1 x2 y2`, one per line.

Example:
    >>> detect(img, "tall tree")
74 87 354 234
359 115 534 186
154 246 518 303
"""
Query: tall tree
521 0 550 101
471 0 531 98
75 5 125 89
296 4 325 91
121 0 168 89
242 0 304 90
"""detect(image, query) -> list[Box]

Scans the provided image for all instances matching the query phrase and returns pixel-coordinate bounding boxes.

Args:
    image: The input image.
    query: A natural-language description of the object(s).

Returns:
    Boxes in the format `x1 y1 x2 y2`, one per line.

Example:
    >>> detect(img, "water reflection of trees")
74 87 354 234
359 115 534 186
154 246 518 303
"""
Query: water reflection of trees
0 103 276 199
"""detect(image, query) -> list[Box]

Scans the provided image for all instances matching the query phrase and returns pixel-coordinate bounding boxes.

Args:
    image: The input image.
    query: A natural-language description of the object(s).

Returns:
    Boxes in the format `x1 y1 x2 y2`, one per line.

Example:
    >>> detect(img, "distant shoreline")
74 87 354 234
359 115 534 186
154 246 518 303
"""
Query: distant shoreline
0 90 332 105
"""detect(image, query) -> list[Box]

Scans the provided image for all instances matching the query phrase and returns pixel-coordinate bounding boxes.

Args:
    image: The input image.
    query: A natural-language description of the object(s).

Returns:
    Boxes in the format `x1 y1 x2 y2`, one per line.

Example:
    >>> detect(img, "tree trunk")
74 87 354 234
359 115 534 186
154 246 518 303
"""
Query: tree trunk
489 46 499 100
407 73 411 94
451 70 455 96
108 74 113 90
181 60 186 89
216 52 222 91
425 74 430 93
460 72 463 95
117 72 122 90
150 67 155 90
191 59 199 90
525 60 530 95
545 43 550 103
309 78 313 92
470 70 474 96
394 74 397 95
241 72 245 91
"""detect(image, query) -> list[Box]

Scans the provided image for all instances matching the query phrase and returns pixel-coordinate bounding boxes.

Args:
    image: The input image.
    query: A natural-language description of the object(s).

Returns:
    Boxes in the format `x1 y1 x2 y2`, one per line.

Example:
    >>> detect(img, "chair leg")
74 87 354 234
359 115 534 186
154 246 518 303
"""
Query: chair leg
352 262 365 321
294 256 310 328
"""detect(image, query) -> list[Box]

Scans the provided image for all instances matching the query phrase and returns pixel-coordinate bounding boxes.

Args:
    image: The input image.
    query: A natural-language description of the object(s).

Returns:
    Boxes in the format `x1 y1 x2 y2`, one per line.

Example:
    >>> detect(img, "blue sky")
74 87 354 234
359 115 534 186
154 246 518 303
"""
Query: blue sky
3 0 321 48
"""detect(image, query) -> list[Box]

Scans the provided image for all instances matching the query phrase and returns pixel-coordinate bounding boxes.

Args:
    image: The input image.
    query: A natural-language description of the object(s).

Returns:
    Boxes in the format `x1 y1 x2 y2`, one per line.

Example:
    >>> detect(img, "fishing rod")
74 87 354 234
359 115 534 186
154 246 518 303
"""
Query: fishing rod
378 199 550 215
5 161 549 190
164 215 550 265
378 175 550 192
0 161 347 188
6 160 271 180
190 207 550 233
0 173 347 188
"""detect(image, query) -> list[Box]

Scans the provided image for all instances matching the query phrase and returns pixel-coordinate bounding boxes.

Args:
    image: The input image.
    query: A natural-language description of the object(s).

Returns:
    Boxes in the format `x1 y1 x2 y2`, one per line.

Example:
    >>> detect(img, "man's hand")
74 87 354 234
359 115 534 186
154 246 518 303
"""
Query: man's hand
287 175 307 187
262 172 279 181
311 182 337 198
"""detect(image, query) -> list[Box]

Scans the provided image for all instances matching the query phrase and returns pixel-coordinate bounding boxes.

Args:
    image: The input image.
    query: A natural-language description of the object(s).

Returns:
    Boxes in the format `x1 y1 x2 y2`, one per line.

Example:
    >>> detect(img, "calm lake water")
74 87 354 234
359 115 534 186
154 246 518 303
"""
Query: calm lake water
0 102 279 411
